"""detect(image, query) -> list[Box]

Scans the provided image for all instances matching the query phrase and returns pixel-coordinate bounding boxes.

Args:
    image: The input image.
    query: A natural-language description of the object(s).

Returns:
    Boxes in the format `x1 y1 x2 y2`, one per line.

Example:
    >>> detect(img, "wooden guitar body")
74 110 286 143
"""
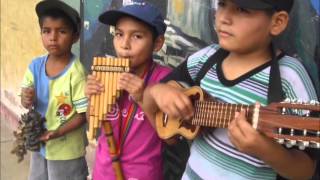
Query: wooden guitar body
155 82 204 140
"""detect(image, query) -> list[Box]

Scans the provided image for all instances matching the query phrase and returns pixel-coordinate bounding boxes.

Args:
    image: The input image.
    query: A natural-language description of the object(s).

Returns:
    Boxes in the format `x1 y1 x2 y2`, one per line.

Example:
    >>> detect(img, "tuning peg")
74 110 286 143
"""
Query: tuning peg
310 100 319 105
309 142 320 149
285 139 296 148
283 98 291 103
305 111 310 117
277 138 284 144
285 142 293 148
297 141 309 150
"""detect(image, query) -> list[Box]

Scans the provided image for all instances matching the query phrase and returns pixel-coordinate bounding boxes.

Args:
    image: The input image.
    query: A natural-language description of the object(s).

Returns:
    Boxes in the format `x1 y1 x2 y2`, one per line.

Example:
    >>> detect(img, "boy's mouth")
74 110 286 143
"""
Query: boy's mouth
217 29 232 38
118 56 132 61
48 45 59 49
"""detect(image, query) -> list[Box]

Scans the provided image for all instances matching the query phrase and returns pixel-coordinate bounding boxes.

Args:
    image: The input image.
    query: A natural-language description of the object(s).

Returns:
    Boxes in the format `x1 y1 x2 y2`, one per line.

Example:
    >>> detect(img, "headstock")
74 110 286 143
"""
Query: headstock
257 99 320 150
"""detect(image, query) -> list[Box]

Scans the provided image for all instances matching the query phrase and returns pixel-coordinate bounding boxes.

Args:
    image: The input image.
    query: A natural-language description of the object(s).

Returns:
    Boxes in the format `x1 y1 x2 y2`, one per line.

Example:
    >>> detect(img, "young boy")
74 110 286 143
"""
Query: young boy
85 1 171 180
143 0 318 179
20 0 88 179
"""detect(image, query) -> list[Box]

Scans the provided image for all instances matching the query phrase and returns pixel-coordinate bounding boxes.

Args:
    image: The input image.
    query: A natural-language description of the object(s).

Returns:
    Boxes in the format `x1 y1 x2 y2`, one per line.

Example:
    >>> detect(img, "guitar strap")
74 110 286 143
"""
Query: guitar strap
194 46 286 104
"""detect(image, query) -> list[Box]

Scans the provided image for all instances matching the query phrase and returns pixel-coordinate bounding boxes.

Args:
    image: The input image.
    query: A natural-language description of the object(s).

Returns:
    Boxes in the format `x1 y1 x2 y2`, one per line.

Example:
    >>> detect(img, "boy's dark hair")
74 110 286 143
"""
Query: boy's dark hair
36 0 81 34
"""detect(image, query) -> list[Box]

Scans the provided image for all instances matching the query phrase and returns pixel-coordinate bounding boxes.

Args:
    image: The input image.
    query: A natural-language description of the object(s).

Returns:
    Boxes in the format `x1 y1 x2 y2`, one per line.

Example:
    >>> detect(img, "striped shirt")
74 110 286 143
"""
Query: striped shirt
168 44 317 180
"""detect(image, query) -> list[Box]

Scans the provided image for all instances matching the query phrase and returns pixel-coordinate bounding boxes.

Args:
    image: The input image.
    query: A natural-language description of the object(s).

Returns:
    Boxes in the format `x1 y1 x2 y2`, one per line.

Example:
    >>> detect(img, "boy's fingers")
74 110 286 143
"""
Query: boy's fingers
173 95 193 119
87 74 98 80
22 87 35 93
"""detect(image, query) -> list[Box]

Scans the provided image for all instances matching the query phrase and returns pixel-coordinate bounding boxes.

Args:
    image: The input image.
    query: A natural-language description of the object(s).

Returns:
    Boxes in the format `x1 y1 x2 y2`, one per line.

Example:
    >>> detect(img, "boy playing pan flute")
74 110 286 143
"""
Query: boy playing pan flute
85 1 171 179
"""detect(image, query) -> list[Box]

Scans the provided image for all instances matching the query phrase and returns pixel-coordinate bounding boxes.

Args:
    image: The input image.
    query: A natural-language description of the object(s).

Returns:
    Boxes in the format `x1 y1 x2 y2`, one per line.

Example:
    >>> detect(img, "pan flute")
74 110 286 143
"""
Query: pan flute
88 57 130 140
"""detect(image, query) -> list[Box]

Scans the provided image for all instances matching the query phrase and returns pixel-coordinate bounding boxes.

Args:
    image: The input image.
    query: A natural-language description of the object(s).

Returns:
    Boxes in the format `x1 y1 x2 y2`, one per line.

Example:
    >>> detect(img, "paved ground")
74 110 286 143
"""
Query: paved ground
0 118 96 180
1 118 30 180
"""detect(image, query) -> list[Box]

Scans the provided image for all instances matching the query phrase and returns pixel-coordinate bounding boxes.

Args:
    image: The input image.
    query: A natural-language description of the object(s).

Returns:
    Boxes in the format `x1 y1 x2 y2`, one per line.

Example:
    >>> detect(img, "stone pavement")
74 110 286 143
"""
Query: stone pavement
0 118 96 180
1 118 30 180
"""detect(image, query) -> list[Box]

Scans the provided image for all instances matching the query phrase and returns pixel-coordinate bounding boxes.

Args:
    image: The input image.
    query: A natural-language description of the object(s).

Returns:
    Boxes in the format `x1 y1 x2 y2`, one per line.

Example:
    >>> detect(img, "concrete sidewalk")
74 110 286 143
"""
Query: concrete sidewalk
0 118 96 180
1 118 30 180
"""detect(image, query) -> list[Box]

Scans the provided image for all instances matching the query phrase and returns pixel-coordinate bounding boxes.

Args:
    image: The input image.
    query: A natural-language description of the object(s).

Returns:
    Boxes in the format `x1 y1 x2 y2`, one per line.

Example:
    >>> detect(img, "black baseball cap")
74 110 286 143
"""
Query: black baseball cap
99 1 166 36
36 0 81 33
233 0 294 13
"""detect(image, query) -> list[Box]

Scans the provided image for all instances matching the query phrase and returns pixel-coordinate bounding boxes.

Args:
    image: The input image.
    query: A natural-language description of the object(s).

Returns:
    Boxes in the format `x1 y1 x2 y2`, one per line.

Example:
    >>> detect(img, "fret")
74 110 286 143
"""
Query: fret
201 102 206 125
206 101 211 126
196 101 201 125
220 102 224 128
203 101 208 126
208 101 212 127
228 104 233 125
193 101 199 125
220 103 223 127
223 103 227 128
200 101 204 126
212 101 216 127
217 102 221 127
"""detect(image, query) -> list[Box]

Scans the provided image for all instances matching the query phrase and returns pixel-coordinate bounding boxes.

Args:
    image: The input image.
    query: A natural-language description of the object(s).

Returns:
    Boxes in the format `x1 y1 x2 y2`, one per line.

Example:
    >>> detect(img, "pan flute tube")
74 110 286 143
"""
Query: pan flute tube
94 58 102 130
103 58 111 117
108 59 114 111
88 57 98 140
116 59 122 98
112 60 118 105
98 57 106 122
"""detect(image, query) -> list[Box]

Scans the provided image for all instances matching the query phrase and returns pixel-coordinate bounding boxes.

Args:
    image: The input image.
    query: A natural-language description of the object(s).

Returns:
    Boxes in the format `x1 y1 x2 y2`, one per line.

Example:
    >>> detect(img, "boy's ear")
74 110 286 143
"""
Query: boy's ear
270 11 289 36
153 35 165 52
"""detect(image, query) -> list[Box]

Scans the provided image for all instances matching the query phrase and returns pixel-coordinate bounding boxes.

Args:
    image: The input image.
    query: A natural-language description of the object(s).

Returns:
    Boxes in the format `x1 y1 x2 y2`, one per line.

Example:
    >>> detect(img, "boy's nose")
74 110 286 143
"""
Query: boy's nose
120 36 130 49
217 8 232 25
50 31 58 41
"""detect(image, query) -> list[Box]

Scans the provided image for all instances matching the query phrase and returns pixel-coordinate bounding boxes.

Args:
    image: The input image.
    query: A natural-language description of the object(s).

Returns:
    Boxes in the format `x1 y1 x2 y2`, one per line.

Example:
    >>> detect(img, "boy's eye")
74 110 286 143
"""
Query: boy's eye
114 32 123 37
41 29 50 34
217 1 225 7
59 30 67 34
236 7 250 13
133 34 143 39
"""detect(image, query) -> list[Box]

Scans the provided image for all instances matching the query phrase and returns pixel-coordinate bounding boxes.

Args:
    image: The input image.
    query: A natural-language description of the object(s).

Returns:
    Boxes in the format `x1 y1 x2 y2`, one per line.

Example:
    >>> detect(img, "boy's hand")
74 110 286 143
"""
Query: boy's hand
21 87 35 109
149 84 194 120
228 108 270 157
39 130 60 142
118 72 144 103
85 74 104 98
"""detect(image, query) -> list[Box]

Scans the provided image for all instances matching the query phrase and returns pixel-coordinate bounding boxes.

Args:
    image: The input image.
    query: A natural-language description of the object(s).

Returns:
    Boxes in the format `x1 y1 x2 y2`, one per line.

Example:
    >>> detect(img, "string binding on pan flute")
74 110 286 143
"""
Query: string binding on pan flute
88 57 130 141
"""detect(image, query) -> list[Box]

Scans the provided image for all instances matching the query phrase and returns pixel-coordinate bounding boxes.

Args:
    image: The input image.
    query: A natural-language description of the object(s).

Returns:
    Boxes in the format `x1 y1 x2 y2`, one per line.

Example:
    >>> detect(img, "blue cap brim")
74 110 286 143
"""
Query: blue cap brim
99 10 138 26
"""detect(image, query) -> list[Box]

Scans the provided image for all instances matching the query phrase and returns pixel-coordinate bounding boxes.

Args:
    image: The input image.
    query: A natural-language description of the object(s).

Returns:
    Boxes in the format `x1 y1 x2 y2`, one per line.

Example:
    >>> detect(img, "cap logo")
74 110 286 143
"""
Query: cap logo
123 0 146 6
